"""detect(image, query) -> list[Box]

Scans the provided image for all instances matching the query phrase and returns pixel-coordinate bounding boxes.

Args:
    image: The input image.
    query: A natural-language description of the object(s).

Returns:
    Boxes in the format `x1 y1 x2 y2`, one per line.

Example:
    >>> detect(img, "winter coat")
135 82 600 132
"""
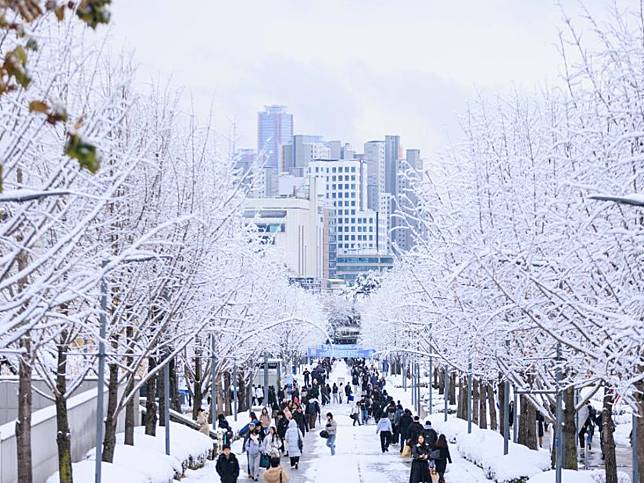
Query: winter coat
197 411 210 436
345 384 352 396
423 426 438 448
263 466 289 483
376 417 393 433
285 420 304 457
407 421 424 444
431 445 452 474
409 443 429 483
305 400 319 416
325 418 337 436
277 417 289 439
262 433 282 457
294 411 307 434
394 407 404 425
399 414 413 439
216 452 240 483
245 435 262 456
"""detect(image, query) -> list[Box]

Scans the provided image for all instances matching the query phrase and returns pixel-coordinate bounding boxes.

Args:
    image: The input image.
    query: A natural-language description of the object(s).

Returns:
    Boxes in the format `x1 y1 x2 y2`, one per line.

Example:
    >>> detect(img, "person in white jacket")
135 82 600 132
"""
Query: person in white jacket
350 401 361 426
376 415 393 452
255 386 265 406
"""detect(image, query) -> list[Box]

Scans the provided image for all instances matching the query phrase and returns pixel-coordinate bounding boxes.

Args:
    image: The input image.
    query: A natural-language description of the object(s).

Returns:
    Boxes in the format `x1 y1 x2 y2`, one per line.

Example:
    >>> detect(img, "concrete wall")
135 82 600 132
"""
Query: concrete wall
0 378 98 426
0 383 138 483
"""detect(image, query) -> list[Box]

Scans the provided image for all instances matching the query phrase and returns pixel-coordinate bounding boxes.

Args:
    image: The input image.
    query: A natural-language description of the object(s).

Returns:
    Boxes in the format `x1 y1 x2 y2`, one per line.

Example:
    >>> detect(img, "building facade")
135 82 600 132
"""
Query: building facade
257 105 293 195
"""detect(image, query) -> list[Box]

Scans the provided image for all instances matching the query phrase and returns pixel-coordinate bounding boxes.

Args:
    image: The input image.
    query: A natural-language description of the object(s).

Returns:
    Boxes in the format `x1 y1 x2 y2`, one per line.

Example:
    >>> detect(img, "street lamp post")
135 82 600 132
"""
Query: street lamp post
444 365 449 422
164 359 170 455
94 259 108 483
210 334 217 426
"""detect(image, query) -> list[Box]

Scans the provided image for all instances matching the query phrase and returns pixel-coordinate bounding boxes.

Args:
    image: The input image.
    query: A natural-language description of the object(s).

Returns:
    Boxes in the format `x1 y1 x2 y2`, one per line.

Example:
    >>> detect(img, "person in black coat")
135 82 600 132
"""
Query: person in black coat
430 434 452 483
409 434 430 483
423 421 438 449
216 445 240 483
407 416 425 446
399 409 413 453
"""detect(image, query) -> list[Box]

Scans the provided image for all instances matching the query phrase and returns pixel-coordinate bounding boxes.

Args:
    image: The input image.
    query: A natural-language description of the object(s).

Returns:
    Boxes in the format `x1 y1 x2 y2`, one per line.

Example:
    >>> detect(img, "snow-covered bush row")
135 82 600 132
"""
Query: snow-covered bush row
526 469 631 483
433 417 549 483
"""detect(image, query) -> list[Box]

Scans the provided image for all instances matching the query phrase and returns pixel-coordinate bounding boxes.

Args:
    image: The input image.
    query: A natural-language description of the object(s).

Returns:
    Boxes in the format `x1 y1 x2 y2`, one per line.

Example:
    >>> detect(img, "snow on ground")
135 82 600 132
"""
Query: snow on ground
527 468 632 483
48 422 213 483
185 360 488 483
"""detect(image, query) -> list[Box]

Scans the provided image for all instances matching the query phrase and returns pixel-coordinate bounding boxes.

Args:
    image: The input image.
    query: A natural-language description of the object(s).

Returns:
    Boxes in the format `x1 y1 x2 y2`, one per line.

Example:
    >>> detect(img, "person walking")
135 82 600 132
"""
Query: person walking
409 434 430 483
338 383 344 404
216 445 240 483
399 409 413 453
332 383 339 404
305 398 319 430
350 400 362 426
407 416 424 446
345 382 352 404
263 457 289 483
285 419 304 469
325 412 337 456
430 434 452 483
376 414 393 453
423 421 438 449
245 428 262 481
256 385 265 407
262 426 282 458
260 407 272 434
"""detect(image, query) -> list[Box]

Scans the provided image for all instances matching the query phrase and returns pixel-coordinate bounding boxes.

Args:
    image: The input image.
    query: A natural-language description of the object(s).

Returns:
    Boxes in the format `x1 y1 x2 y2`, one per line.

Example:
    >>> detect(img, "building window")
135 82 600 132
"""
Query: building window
351 167 356 172
351 201 356 206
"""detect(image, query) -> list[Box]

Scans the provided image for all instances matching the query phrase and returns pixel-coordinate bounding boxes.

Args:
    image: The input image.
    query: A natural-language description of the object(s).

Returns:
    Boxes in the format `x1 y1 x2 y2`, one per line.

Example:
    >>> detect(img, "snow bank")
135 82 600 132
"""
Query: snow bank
115 423 214 472
527 469 631 483
433 416 550 483
86 442 177 482
46 460 149 483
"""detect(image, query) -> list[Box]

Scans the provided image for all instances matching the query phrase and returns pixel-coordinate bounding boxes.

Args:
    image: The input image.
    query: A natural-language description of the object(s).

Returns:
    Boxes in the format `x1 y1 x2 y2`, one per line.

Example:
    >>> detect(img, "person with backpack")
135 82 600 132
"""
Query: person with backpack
245 427 262 481
430 434 452 483
407 416 425 446
285 419 304 469
216 444 240 483
218 414 234 447
423 421 438 449
376 413 393 452
305 397 320 430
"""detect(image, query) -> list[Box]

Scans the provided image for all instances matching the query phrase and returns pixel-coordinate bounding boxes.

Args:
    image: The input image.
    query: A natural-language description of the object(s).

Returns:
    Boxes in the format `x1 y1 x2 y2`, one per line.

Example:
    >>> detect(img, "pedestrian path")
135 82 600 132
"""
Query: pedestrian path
185 362 488 482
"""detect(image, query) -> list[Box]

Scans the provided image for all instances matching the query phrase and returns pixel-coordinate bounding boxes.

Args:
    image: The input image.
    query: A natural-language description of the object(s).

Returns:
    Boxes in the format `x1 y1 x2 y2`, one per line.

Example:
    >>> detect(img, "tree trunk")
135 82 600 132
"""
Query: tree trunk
433 367 438 389
238 371 248 412
602 389 617 483
472 378 479 424
224 371 231 415
635 378 644 483
55 334 73 483
158 361 166 427
499 380 506 437
170 357 181 412
457 376 467 420
16 335 33 483
438 368 445 396
124 326 135 446
487 383 497 431
192 350 203 420
448 372 456 405
102 358 119 463
526 398 538 450
563 387 577 469
145 357 158 436
519 395 529 445
479 380 487 430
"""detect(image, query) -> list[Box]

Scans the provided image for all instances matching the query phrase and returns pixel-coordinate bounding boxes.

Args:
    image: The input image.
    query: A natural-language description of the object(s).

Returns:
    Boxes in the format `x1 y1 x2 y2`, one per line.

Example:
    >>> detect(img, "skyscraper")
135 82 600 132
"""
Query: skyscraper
257 105 293 195
364 140 385 211
395 148 423 252
384 135 401 250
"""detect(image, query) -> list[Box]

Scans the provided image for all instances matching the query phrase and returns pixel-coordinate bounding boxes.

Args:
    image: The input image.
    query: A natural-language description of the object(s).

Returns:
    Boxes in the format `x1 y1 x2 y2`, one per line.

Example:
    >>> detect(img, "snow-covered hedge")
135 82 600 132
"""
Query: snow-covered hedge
527 469 631 483
433 416 550 483
47 422 214 483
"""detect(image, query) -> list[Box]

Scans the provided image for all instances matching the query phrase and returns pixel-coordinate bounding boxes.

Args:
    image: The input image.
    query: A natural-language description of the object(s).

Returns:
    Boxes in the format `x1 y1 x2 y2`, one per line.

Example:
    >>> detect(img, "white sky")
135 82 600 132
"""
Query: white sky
108 0 607 157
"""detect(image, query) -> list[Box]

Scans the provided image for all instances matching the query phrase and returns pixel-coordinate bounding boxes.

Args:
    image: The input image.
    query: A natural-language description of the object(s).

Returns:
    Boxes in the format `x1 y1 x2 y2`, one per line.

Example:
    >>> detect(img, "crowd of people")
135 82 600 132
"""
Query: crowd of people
214 358 452 483
348 360 452 483
215 358 338 482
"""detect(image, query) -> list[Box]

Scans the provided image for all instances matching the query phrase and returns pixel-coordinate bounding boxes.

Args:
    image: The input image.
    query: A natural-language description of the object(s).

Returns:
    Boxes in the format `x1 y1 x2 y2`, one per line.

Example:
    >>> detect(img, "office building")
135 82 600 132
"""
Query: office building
364 141 385 211
257 106 293 195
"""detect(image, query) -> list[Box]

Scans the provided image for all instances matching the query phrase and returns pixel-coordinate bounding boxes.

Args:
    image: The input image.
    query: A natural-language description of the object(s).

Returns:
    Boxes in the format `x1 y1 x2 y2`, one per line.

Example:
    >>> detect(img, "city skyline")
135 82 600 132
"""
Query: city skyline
108 1 610 159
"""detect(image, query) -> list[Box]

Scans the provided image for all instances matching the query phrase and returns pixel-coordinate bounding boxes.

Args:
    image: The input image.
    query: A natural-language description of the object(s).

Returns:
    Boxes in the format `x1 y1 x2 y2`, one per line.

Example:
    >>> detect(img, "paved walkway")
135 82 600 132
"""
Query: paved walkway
185 362 486 482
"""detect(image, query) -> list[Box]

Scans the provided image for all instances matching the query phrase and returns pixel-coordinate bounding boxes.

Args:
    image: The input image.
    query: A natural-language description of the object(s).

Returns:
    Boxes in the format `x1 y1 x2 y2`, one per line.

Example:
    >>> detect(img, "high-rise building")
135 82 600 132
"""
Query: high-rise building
384 135 401 196
257 106 293 195
308 159 388 280
364 141 385 211
281 135 332 177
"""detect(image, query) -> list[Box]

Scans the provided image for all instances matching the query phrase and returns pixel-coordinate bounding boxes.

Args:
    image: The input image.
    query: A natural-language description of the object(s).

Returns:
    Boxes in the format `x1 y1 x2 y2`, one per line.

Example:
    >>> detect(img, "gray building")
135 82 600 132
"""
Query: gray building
257 105 293 194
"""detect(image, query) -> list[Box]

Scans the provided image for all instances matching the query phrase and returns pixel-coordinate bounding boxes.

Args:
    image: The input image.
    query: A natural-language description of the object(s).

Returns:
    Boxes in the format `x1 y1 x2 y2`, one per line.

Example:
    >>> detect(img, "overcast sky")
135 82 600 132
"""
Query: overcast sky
108 0 607 157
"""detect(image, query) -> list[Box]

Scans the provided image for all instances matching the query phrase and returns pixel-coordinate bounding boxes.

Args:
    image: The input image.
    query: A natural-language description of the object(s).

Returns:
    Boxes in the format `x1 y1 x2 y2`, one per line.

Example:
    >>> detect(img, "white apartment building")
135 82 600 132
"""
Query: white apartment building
308 159 387 255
